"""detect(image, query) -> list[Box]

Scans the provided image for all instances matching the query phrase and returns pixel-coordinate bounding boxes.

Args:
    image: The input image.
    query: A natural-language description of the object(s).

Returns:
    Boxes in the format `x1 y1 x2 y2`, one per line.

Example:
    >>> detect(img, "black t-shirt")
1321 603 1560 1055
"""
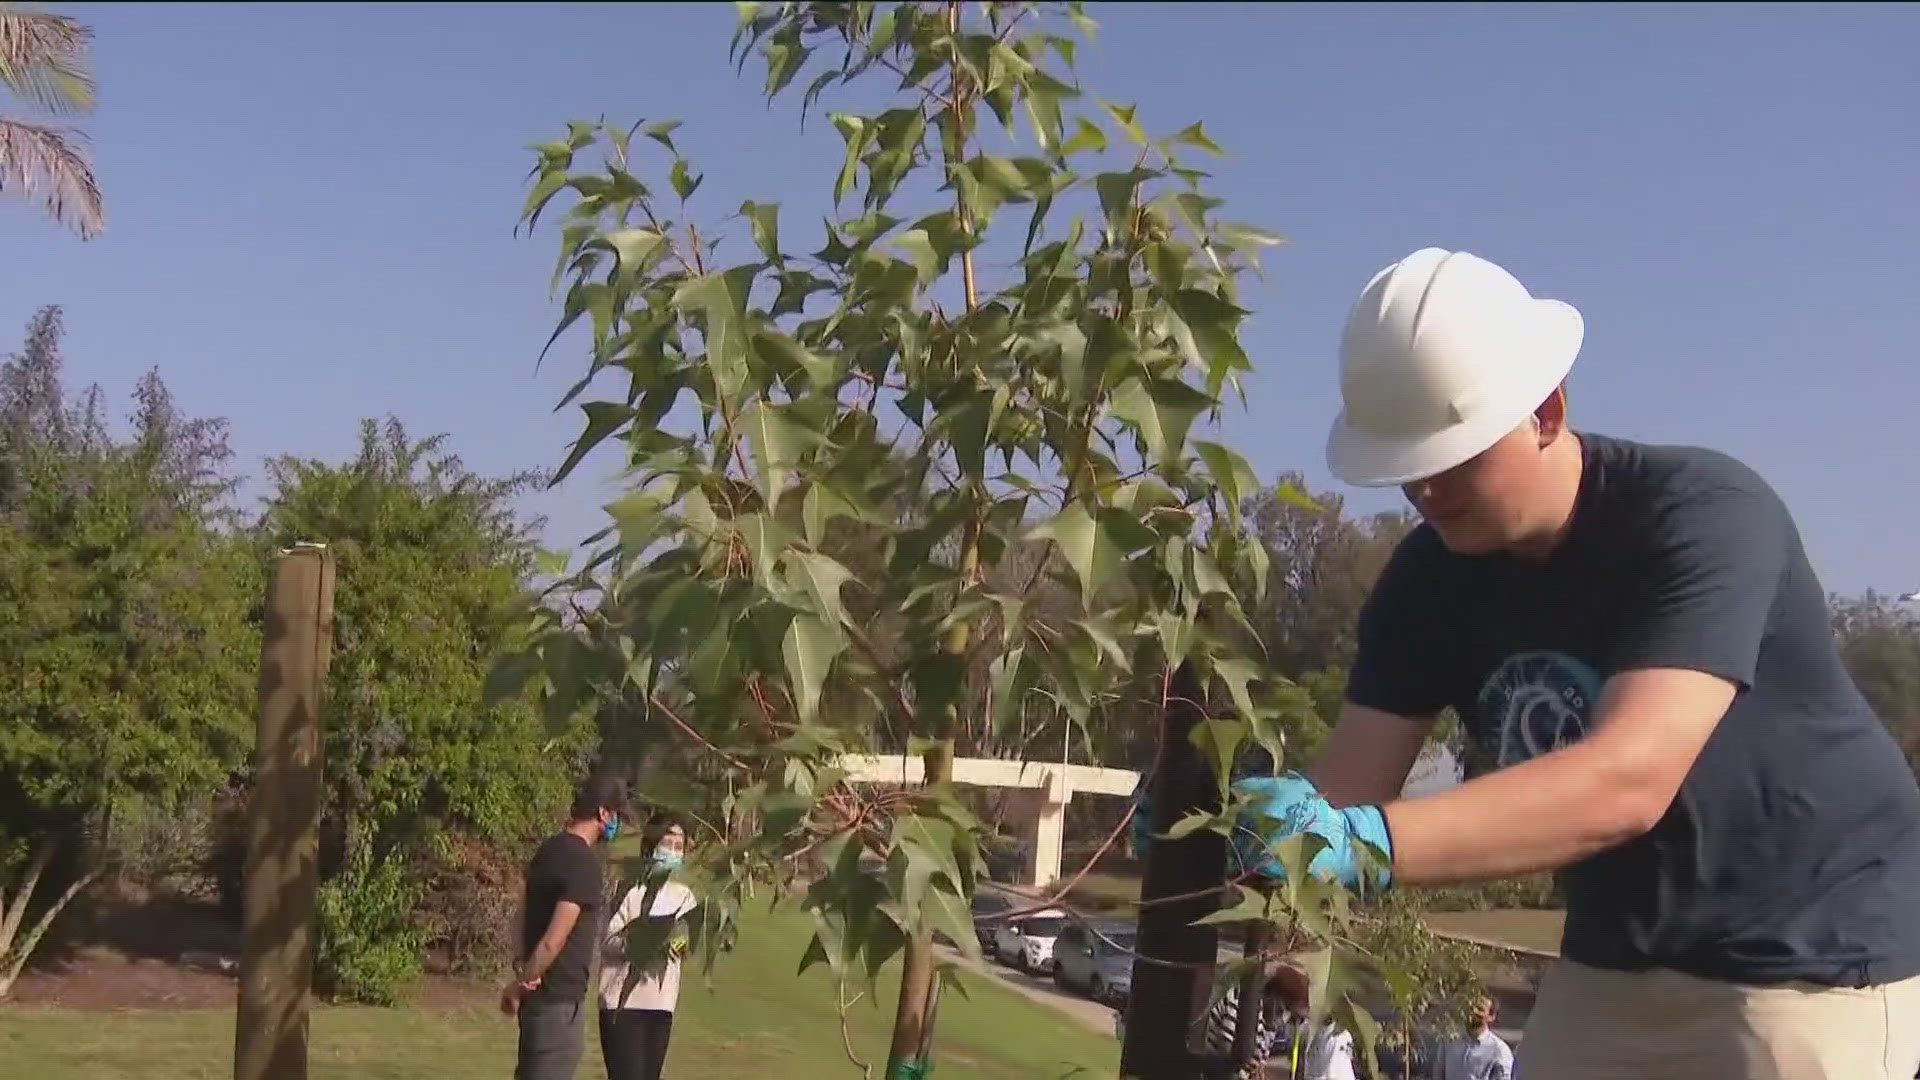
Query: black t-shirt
1348 432 1920 987
519 831 603 998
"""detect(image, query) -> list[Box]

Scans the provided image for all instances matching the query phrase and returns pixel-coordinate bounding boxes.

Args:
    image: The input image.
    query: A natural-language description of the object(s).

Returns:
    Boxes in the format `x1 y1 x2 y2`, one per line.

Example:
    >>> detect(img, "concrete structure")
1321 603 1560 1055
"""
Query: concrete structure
838 755 1139 887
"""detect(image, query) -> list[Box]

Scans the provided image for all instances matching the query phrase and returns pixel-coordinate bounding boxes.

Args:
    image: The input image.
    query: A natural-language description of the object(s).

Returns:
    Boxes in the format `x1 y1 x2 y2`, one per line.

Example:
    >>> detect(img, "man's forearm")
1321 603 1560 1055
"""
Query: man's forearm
517 934 567 984
1381 738 1661 885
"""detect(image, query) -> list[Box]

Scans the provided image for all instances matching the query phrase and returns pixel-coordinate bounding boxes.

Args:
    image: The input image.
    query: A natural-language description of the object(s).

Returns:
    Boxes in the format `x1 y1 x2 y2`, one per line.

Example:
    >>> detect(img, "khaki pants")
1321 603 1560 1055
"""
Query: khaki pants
1518 960 1920 1080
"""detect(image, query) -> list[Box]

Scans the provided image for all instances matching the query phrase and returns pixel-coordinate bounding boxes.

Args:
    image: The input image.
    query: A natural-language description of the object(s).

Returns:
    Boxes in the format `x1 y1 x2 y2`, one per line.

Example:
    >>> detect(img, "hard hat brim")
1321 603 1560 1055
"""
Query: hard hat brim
1324 299 1583 488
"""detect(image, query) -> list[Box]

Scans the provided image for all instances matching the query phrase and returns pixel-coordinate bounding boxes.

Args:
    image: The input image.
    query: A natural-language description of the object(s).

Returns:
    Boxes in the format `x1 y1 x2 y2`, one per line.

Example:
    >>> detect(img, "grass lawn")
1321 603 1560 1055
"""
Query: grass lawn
0 904 1117 1080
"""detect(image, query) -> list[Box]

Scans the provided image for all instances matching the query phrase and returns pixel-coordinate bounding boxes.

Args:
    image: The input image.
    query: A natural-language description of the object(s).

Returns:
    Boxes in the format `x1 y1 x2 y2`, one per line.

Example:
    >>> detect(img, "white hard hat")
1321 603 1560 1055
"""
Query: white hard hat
1325 247 1583 487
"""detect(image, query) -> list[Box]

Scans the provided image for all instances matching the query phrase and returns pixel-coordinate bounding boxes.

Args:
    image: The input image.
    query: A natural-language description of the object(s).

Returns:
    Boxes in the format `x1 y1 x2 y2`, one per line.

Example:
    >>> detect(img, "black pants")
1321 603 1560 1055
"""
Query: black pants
599 1008 674 1080
516 993 586 1080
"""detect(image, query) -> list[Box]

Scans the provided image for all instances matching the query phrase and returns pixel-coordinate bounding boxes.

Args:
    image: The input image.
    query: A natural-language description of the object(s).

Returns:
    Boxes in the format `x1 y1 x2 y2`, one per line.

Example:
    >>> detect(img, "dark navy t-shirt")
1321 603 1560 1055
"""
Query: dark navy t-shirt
1347 432 1920 987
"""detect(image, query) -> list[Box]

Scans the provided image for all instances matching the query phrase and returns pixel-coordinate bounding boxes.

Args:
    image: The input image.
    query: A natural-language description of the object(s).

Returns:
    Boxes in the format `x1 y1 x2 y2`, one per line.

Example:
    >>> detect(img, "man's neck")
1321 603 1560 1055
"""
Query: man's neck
564 819 600 844
1505 432 1585 560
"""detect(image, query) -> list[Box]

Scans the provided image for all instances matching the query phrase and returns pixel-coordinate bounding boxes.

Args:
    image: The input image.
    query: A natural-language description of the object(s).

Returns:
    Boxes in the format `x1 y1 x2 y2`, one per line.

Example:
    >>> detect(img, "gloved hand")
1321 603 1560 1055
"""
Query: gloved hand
1230 773 1393 892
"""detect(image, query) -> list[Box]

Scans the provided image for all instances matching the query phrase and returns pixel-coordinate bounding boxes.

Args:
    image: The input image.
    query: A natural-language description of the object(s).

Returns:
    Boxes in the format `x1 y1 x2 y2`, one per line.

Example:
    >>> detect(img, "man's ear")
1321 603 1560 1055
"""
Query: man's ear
1533 384 1569 446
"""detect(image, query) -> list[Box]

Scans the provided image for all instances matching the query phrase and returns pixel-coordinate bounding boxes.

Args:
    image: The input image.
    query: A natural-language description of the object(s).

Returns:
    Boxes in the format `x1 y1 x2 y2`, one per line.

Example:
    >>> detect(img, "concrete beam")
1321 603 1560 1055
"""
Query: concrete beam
836 755 1140 887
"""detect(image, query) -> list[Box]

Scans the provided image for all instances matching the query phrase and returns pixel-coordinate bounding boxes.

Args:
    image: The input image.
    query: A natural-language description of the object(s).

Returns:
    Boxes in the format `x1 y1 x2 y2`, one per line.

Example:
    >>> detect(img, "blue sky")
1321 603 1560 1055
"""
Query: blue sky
2 2 1915 595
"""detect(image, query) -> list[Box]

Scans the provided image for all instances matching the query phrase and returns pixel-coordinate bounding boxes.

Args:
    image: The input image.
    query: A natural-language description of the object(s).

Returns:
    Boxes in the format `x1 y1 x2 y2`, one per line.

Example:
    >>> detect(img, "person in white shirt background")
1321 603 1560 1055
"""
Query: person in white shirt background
598 817 698 1080
1434 994 1514 1080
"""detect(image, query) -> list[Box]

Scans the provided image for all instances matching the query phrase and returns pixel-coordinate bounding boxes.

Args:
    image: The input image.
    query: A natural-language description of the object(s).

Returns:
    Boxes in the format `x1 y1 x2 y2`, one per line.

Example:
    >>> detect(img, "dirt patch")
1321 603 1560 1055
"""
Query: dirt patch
8 947 238 1010
11 946 497 1013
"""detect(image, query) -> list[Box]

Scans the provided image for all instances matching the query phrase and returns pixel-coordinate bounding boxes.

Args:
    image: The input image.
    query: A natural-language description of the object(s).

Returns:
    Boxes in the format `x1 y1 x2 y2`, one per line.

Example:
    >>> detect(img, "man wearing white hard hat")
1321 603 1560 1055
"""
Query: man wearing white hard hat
1228 247 1920 1079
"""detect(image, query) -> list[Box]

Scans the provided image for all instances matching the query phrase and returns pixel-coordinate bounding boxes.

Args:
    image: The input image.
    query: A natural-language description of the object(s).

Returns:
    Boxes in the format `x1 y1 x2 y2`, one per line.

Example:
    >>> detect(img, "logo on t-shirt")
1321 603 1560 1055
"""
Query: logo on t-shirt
1477 650 1602 767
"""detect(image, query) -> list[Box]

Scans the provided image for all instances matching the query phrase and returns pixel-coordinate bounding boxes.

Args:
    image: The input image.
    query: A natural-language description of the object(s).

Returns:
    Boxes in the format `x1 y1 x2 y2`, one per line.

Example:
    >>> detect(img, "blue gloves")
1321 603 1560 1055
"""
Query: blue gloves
1231 774 1393 892
1129 770 1394 893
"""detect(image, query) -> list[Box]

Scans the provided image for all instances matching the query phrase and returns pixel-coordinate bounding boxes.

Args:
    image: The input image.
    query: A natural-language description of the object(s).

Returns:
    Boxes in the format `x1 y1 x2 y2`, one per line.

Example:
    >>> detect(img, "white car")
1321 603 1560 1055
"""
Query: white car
991 909 1069 973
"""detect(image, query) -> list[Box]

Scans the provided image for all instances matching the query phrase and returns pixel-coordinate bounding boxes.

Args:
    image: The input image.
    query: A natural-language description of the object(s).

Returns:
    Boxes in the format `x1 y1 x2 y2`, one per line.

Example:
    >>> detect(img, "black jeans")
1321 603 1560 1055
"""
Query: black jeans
516 992 586 1080
599 1008 674 1080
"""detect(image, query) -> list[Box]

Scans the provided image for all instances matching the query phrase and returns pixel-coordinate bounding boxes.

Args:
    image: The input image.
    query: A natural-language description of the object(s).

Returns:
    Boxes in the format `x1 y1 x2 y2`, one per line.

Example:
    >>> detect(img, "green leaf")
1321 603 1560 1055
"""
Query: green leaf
802 481 864 547
551 402 631 487
1154 609 1194 669
988 646 1025 734
1195 440 1259 522
1166 809 1218 840
866 6 898 54
1101 100 1146 145
1074 617 1129 670
1108 377 1214 465
923 882 980 961
1171 121 1225 155
738 513 797 587
1028 503 1119 608
606 486 667 550
740 399 814 498
535 548 570 578
1170 289 1253 397
787 550 856 628
894 229 942 286
1217 222 1286 249
1061 117 1106 156
1212 657 1263 722
673 270 753 399
1193 883 1270 927
1188 717 1245 787
740 200 781 262
670 158 703 201
1066 2 1098 40
782 615 844 723
604 228 665 284
939 390 991 481
753 329 842 389
1189 548 1235 599
642 119 682 151
829 113 873 206
521 167 570 233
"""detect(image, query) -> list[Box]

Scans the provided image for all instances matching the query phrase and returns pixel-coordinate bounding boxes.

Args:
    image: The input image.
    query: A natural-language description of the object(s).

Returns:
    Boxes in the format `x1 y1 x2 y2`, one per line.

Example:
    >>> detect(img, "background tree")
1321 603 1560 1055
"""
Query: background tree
255 417 594 1003
498 3 1410 1075
0 307 254 996
1831 591 1920 773
0 4 103 238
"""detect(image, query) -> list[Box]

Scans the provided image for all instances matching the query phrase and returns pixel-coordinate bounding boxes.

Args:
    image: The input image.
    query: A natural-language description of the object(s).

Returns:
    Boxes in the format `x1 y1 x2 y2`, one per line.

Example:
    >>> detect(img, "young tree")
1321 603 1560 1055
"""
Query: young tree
0 5 103 238
503 3 1388 1074
0 307 254 995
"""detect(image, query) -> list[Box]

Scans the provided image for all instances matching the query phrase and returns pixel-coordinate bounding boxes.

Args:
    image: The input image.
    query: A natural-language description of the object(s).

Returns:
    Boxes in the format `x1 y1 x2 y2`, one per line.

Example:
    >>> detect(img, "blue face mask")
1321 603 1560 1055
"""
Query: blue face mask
652 847 684 871
600 816 621 842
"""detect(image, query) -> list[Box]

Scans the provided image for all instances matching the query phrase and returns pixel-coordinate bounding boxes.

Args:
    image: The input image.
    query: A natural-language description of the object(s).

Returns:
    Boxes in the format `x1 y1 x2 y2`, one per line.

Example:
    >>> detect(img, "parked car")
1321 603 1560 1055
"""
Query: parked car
1051 920 1136 1004
991 908 1069 973
970 890 1013 951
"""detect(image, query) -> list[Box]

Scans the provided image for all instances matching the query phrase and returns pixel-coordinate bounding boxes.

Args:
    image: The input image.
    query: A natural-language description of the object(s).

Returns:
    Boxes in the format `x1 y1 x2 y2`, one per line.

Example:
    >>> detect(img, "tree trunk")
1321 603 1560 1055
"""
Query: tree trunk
884 12 978 1072
0 838 56 964
0 837 97 999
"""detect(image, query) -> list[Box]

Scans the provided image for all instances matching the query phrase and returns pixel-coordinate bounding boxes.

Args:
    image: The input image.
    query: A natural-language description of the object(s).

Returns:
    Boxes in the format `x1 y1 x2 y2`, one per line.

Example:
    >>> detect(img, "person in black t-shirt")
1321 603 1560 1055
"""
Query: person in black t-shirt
503 775 627 1080
1225 248 1920 1078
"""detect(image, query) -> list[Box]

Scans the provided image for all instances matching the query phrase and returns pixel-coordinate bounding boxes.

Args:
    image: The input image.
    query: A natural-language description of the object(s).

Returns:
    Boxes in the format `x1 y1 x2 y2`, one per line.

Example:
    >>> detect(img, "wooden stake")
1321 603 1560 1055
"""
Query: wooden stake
1120 663 1226 1079
234 544 335 1080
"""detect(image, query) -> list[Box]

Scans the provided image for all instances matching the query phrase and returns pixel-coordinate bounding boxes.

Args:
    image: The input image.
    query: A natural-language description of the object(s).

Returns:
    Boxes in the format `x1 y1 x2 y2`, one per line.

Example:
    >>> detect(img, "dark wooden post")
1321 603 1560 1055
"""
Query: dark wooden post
235 544 335 1080
1120 662 1226 1079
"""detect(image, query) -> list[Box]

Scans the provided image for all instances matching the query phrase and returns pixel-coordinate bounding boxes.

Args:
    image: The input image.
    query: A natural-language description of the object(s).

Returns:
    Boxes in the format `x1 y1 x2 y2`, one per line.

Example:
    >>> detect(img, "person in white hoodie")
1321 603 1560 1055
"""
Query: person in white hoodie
597 817 697 1080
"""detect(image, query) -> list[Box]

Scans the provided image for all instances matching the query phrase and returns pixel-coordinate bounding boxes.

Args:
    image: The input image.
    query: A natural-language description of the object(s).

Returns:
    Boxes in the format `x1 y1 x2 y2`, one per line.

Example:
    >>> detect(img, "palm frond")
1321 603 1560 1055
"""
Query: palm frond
0 117 102 238
0 7 95 117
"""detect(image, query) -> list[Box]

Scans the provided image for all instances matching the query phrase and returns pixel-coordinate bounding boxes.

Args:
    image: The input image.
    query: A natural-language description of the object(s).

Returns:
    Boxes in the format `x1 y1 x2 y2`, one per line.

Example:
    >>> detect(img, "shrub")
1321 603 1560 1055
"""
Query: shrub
313 835 425 1006
419 831 523 979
